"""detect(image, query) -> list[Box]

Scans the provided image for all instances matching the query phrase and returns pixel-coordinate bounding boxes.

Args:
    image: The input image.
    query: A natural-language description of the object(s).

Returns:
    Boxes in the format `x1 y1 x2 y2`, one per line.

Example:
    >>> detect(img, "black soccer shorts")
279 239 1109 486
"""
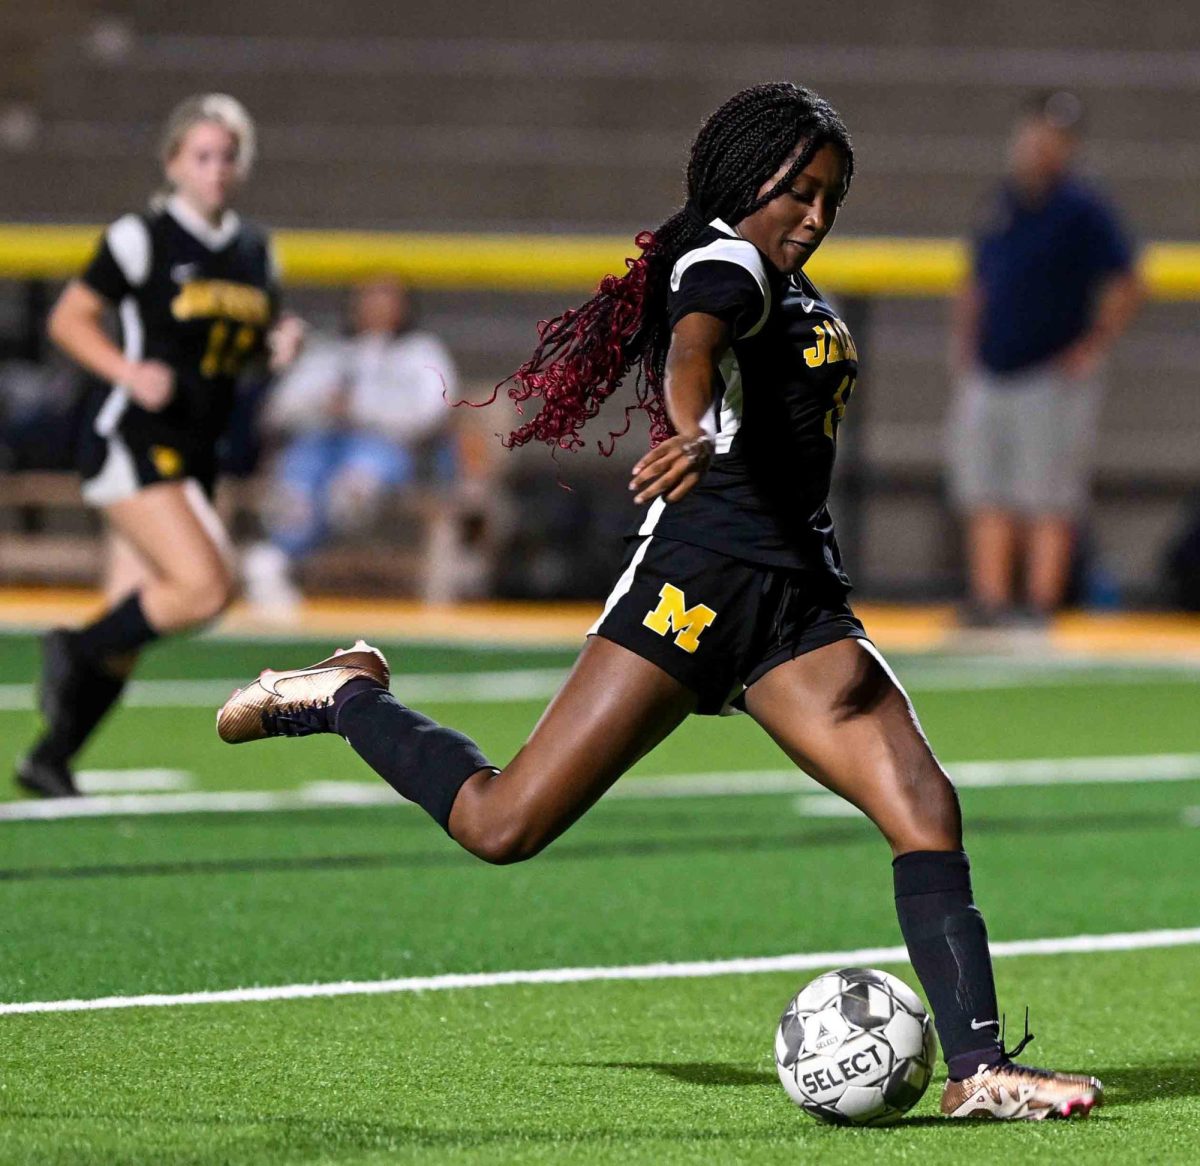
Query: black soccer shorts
589 535 868 715
78 392 217 507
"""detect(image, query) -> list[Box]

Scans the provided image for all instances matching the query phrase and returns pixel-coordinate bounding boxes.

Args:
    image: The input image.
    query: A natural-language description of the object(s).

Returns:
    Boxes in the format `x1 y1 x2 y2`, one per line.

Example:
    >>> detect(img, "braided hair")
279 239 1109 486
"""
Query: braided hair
494 83 854 454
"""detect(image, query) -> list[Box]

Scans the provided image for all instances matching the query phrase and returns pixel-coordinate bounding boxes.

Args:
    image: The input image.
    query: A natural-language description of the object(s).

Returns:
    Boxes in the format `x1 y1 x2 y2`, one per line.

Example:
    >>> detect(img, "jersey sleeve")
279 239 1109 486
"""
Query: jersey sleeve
668 259 767 338
79 214 151 302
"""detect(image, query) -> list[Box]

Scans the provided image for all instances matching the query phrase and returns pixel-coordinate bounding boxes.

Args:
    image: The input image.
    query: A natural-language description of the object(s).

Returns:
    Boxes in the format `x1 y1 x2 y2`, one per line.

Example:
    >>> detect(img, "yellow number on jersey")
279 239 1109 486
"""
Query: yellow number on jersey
823 374 856 441
201 322 259 379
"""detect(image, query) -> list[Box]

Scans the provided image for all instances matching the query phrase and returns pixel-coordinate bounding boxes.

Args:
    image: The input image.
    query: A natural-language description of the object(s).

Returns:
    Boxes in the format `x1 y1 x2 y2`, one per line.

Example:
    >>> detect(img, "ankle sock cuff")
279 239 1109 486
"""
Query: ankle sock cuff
333 677 387 735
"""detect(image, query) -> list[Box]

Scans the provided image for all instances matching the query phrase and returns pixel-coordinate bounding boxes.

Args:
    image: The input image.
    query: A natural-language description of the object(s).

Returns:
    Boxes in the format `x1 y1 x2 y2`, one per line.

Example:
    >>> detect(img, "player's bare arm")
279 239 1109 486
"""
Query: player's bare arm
48 281 175 411
629 312 726 504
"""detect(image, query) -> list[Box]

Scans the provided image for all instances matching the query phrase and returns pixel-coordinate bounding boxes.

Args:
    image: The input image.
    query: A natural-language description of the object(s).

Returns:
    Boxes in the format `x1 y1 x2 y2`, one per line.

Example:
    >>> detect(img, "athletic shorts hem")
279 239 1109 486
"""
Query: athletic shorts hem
79 432 217 506
589 535 866 716
739 622 869 692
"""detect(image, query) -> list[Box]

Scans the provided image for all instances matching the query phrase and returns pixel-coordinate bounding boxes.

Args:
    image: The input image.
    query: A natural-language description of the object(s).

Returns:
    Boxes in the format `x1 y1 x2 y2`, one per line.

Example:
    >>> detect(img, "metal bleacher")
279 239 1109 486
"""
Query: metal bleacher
1 2 1198 599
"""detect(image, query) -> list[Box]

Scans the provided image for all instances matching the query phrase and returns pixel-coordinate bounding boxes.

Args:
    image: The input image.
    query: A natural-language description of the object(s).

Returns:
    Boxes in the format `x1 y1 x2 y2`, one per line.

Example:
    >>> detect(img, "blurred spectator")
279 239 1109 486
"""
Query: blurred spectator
947 92 1141 625
243 278 457 610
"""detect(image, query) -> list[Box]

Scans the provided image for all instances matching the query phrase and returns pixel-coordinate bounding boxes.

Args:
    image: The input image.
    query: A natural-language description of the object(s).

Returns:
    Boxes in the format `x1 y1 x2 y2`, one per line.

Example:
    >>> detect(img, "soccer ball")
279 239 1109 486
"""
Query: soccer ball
775 967 937 1125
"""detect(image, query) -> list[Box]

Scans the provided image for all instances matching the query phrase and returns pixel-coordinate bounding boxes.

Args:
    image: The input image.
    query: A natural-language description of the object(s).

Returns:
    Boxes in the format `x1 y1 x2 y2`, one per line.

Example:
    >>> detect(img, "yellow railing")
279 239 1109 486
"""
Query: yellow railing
0 223 1197 299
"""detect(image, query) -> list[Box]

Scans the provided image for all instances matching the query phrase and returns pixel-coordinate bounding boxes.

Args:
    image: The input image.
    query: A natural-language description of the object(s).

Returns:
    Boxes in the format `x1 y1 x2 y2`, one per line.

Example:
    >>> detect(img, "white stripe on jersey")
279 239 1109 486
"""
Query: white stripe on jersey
714 348 744 454
84 294 147 507
106 215 152 287
669 222 772 339
92 295 145 438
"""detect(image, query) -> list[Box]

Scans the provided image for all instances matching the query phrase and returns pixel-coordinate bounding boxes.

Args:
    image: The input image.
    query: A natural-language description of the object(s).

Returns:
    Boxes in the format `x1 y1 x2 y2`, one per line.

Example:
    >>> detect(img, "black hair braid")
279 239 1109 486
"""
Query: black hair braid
493 82 854 454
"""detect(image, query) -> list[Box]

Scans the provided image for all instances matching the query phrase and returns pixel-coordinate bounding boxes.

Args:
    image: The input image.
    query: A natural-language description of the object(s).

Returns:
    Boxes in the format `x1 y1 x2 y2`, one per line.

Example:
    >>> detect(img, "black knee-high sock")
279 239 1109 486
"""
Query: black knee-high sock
334 684 493 832
72 594 160 666
893 850 1005 1079
32 671 127 765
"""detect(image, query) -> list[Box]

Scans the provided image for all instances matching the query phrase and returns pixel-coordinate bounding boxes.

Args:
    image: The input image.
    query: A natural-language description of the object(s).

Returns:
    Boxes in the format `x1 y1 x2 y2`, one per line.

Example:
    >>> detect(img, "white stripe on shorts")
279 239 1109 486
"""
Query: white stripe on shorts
588 535 656 637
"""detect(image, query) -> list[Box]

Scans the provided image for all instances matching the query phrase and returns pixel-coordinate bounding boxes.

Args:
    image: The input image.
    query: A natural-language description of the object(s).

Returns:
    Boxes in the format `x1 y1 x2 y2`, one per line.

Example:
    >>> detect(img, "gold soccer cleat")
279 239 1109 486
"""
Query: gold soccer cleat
216 640 389 744
940 1061 1103 1121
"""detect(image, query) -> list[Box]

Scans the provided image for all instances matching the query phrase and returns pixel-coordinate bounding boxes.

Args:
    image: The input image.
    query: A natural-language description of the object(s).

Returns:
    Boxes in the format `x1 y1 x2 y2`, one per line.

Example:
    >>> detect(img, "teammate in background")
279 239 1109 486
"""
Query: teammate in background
242 278 458 614
17 94 303 798
218 84 1100 1120
948 91 1140 626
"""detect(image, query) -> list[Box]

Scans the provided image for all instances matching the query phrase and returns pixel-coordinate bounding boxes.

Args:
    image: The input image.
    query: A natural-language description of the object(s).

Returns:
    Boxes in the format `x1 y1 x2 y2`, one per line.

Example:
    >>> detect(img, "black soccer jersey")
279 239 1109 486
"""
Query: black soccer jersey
638 218 859 584
79 196 278 458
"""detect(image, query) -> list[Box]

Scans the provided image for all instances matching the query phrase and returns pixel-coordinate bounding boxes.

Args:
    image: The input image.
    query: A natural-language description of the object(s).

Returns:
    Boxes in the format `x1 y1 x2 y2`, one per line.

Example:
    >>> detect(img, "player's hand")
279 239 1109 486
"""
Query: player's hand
268 314 307 372
124 360 175 411
629 432 714 505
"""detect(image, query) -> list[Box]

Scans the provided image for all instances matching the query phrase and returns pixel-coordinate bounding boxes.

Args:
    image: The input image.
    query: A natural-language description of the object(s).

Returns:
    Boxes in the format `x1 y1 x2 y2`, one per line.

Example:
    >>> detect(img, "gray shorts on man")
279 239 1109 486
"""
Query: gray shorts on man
947 362 1101 518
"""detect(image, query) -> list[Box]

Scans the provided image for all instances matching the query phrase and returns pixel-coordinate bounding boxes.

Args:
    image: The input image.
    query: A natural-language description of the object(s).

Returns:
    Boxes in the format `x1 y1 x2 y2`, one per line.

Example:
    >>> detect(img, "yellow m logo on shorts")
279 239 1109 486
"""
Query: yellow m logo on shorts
149 445 184 478
642 583 716 654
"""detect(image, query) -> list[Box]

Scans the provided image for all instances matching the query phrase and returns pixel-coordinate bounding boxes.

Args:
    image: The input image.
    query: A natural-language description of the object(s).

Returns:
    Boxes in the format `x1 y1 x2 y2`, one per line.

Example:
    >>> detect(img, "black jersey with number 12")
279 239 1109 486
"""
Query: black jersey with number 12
635 218 859 586
80 198 278 455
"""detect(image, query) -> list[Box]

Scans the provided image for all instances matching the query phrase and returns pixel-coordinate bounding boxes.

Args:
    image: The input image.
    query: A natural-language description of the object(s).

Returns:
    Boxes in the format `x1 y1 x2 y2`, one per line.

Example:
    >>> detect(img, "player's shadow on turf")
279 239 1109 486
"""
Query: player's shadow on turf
1088 1061 1200 1105
592 1061 778 1087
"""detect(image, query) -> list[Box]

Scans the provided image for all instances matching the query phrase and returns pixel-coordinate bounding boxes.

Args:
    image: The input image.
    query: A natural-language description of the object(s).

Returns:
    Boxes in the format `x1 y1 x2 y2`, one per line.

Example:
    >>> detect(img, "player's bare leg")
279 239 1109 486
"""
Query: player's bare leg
20 483 237 798
743 638 960 855
218 635 696 863
104 480 238 632
744 637 1101 1119
445 637 696 861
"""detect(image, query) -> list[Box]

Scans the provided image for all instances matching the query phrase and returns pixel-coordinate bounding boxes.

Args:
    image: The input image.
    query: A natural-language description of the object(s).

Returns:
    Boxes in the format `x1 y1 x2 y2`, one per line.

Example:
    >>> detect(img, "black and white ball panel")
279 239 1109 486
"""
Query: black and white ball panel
775 966 937 1126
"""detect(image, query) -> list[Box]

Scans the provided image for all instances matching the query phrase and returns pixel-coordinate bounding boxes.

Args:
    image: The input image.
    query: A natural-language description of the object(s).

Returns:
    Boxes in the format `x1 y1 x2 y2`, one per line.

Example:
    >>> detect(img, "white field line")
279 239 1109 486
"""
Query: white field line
793 795 862 817
953 753 1200 786
0 669 570 711
74 769 193 794
5 753 1200 822
2 657 1199 713
3 926 1198 1017
0 776 825 821
0 788 362 821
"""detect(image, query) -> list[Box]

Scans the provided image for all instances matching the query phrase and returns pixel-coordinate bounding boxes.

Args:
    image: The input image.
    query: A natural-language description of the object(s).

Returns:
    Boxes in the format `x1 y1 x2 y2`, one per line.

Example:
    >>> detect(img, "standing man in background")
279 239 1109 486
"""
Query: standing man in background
948 91 1141 626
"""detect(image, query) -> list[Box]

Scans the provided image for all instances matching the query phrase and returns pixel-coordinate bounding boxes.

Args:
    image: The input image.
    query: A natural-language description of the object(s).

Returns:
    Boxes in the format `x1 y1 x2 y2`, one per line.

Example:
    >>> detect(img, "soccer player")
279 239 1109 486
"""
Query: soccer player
17 94 303 798
218 84 1099 1120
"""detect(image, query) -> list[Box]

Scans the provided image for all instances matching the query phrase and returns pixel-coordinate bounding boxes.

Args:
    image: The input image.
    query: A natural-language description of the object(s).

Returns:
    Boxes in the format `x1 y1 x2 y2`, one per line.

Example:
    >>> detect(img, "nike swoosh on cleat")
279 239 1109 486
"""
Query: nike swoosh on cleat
259 667 346 698
970 1018 1000 1030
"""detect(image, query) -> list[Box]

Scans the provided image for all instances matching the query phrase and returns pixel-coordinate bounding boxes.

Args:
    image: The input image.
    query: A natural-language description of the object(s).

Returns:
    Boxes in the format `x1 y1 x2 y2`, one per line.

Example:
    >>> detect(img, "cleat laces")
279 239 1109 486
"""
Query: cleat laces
999 1006 1037 1064
261 698 335 737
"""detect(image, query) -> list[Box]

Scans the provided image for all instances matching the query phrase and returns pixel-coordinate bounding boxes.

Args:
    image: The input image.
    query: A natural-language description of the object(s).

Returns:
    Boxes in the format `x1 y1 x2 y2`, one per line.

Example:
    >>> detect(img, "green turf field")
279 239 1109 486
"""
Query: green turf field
2 631 1199 1164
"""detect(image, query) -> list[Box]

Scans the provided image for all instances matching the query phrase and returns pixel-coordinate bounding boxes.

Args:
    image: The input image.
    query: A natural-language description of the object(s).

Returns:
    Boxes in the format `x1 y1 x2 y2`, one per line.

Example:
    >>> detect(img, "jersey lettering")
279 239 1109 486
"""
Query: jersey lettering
172 280 272 326
642 583 717 653
803 318 858 368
